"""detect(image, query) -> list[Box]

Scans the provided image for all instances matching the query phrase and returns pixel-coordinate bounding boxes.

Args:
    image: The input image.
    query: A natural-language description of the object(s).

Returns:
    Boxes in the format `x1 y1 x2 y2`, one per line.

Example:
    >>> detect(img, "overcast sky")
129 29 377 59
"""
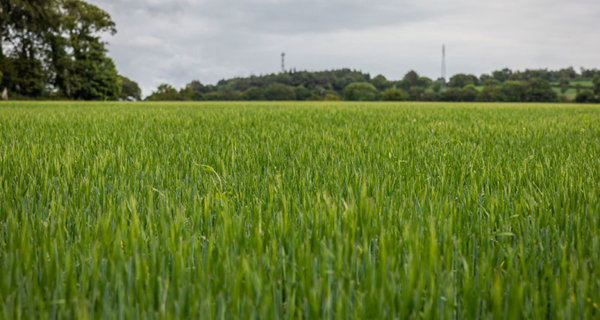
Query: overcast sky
88 0 600 97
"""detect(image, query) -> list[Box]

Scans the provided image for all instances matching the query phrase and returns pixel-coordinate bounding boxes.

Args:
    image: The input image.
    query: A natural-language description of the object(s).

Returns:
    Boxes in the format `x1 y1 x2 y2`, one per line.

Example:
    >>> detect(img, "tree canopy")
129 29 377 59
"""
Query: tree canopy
0 0 122 100
343 82 379 101
145 66 599 103
119 75 141 101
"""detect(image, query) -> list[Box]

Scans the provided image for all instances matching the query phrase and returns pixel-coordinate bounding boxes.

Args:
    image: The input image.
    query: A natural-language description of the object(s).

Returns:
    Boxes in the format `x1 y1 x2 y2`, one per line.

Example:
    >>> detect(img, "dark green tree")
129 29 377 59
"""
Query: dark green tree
0 0 53 97
492 68 512 82
461 84 479 101
593 75 600 95
448 74 478 88
525 78 557 102
243 87 265 100
408 86 425 101
217 88 241 100
178 86 193 100
416 77 433 88
186 80 210 93
264 83 296 100
575 90 596 103
371 74 391 91
60 0 120 100
482 78 500 86
402 70 419 88
294 85 311 100
477 85 504 102
343 82 378 101
147 83 179 101
443 87 462 101
431 79 445 93
0 0 120 100
559 77 569 94
190 91 204 101
381 88 407 101
420 92 440 101
501 81 527 102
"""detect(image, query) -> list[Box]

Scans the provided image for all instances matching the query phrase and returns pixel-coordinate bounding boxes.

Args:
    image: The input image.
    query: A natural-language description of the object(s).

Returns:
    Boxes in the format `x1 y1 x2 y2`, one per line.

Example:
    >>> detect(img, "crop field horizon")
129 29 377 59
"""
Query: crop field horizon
1 101 599 318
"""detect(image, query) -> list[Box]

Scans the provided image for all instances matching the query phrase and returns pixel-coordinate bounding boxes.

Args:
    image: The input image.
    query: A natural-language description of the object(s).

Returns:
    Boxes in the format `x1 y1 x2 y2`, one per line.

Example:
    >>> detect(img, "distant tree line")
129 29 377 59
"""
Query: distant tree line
1 1 598 104
148 67 600 103
0 0 139 100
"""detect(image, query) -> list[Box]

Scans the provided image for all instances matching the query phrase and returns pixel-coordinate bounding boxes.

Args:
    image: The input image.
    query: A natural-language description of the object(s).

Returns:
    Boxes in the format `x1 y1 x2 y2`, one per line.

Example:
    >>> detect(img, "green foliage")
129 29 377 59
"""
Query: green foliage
461 84 479 101
483 78 501 86
443 87 462 101
2 56 46 97
402 70 419 87
526 78 557 102
294 85 311 101
408 86 425 101
264 83 296 100
0 0 120 100
416 76 433 88
186 80 210 93
420 91 440 101
243 87 265 100
69 55 121 100
593 75 600 95
1 101 599 318
190 91 205 101
178 86 193 101
477 85 504 102
371 74 391 91
430 79 443 93
381 88 408 101
501 81 528 102
575 90 596 103
479 74 494 85
323 93 340 101
559 77 569 93
343 82 378 101
448 73 478 88
492 68 513 82
147 83 179 101
215 69 370 95
119 75 141 101
217 88 241 101
127 68 597 102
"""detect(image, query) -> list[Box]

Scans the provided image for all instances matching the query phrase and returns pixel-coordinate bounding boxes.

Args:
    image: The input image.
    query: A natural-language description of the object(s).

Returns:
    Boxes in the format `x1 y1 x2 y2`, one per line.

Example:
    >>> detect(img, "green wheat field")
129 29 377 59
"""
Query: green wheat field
1 101 599 319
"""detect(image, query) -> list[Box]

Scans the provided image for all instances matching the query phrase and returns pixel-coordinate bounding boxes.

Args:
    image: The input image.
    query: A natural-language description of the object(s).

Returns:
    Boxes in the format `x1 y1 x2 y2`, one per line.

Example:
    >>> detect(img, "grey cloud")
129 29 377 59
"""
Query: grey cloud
88 0 600 97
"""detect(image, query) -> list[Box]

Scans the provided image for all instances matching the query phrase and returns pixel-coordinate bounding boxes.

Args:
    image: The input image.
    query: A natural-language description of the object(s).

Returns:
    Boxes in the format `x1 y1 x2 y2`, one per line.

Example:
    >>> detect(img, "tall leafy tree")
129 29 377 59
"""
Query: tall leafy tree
119 75 141 101
0 0 121 99
0 0 54 96
448 74 478 88
402 70 419 88
58 0 120 100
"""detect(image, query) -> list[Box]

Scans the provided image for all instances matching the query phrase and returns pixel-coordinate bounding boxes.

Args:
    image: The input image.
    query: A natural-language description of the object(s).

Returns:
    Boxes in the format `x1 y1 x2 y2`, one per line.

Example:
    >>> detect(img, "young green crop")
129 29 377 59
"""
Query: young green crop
0 101 599 319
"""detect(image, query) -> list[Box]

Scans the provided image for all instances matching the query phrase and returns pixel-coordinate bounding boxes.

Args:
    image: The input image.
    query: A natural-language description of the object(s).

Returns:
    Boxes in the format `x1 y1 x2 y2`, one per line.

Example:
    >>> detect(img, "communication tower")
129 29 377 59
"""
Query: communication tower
441 44 447 90
281 52 286 73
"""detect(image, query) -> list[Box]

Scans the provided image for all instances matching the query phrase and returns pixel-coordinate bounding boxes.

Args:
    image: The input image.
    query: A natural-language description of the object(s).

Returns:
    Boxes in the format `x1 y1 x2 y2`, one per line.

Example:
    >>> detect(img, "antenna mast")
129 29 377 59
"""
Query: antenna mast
441 44 446 90
281 52 286 73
